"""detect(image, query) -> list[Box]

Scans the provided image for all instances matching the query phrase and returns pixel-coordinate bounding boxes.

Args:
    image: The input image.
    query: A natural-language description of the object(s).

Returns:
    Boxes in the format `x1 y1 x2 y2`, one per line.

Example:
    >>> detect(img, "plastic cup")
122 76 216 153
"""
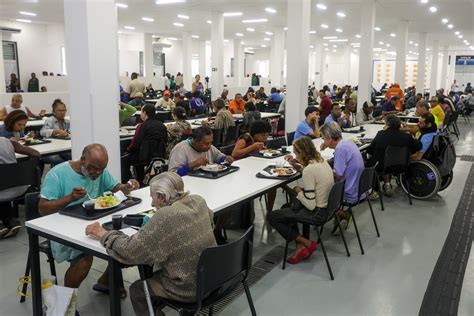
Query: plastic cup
281 146 288 154
83 201 95 216
112 215 123 230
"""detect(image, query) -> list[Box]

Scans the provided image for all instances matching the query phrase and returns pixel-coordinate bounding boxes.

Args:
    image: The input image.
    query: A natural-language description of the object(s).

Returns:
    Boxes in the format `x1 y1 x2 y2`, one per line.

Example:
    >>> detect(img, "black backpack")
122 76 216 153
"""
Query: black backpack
424 133 456 177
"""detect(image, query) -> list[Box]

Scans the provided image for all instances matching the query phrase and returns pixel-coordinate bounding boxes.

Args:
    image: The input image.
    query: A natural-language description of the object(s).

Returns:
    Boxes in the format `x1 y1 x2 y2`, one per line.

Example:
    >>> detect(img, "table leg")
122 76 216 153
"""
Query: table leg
28 232 42 316
109 258 122 316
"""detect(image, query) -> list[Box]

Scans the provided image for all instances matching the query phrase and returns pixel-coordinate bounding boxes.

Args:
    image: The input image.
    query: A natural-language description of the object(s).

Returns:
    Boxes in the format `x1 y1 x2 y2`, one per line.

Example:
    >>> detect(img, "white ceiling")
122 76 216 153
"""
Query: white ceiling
1 0 473 53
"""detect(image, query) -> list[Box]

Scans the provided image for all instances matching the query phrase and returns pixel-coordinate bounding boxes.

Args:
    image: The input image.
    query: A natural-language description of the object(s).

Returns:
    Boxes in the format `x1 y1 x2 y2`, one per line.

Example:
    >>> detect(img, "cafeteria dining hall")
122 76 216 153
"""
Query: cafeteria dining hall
1 0 474 315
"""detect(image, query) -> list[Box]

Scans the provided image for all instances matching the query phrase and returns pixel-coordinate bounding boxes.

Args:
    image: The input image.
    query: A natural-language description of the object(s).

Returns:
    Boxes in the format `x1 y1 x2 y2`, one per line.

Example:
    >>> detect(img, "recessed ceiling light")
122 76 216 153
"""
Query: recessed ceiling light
325 48 329 51
284 27 288 30
323 43 329 46
429 6 437 13
379 41 384 45
414 43 419 46
265 31 273 35
458 35 463 39
321 24 329 28
264 37 271 41
355 34 361 38
374 27 381 31
420 0 429 3
124 25 135 30
224 12 243 17
156 0 186 4
167 37 178 40
409 41 414 44
323 36 337 39
390 33 396 37
333 49 337 52
386 44 391 47
336 28 343 33
116 3 128 8
310 45 315 48
265 8 277 14
441 18 448 23
455 31 460 35
316 3 327 10
207 20 212 24
177 14 189 19
247 47 254 50
246 28 255 32
142 17 154 22
353 49 358 52
427 48 430 51
447 24 453 29
118 31 123 34
191 35 199 39
332 45 337 48
15 18 32 23
236 33 244 37
19 11 36 16
309 30 317 34
242 19 268 23
173 22 184 27
329 39 348 42
336 12 346 18
224 39 229 43
240 41 245 45
261 44 267 48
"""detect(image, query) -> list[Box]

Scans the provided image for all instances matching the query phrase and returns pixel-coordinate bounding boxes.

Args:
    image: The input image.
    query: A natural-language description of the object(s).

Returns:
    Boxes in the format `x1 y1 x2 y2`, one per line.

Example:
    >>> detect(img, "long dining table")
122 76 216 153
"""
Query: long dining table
24 123 383 316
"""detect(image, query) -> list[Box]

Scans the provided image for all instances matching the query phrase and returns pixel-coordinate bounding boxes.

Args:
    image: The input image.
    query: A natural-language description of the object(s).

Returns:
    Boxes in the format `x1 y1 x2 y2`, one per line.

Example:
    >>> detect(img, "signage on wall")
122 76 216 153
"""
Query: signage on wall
212 67 218 72
455 56 474 65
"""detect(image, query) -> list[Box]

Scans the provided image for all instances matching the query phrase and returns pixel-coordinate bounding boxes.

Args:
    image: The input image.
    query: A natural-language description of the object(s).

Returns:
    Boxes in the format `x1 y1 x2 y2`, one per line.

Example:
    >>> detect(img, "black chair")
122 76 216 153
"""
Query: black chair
286 131 295 145
223 125 239 146
281 182 350 280
156 226 256 316
342 165 381 255
266 137 287 149
379 146 412 206
20 193 57 303
121 116 137 127
220 144 235 156
212 128 223 147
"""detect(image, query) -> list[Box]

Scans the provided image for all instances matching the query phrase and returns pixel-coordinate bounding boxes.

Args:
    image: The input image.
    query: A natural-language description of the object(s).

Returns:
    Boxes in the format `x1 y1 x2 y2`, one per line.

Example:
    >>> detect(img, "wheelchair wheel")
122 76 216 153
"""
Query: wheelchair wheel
400 160 441 199
439 170 454 192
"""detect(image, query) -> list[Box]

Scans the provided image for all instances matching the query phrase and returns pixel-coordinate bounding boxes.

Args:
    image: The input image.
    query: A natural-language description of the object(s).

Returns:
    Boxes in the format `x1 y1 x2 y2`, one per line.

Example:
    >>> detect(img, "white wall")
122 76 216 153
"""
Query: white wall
1 20 64 90
0 92 69 113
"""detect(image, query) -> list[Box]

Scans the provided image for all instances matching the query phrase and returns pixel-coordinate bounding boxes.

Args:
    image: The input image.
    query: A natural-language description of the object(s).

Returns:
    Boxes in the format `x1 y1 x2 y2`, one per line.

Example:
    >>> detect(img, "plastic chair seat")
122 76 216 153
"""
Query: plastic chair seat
0 185 30 202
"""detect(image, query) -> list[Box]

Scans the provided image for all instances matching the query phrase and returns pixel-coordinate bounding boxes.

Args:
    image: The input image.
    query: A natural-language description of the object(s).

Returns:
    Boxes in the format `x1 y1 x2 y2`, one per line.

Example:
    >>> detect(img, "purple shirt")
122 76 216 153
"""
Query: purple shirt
333 139 364 203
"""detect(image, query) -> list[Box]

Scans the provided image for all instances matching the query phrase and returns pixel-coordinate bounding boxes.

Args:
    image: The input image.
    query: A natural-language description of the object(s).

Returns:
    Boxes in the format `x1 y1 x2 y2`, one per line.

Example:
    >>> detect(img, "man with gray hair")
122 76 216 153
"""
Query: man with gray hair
0 94 46 120
320 122 364 234
38 143 140 305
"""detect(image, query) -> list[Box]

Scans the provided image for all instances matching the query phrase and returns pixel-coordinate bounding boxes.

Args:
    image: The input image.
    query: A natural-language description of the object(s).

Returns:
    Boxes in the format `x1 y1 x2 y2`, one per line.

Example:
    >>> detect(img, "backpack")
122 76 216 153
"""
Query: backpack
424 133 456 177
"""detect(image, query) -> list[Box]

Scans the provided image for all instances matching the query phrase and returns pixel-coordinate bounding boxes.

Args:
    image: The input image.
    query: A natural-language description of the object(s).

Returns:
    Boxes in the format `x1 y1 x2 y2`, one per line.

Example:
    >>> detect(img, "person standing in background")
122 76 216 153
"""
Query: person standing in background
27 73 40 92
125 72 146 98
175 72 183 87
9 74 20 93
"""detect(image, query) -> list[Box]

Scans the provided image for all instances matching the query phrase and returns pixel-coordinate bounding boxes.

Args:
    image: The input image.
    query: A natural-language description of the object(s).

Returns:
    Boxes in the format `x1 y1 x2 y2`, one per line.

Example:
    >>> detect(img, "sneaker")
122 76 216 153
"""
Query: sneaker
0 223 8 238
368 191 380 201
3 219 22 238
383 183 394 197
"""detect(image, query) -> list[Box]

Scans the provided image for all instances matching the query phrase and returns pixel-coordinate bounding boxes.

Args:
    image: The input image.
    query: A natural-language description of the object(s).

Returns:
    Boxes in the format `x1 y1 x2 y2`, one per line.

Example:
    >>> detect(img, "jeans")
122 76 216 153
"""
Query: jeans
41 153 72 167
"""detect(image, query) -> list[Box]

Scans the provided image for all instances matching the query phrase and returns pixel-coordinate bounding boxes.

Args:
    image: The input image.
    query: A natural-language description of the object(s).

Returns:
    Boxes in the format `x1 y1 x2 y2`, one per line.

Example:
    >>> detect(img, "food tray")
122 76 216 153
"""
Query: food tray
59 197 142 220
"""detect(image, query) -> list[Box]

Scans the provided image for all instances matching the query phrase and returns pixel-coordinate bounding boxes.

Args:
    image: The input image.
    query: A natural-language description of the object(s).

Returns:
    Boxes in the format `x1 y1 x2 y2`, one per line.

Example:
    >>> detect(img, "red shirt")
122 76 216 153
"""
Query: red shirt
320 96 332 117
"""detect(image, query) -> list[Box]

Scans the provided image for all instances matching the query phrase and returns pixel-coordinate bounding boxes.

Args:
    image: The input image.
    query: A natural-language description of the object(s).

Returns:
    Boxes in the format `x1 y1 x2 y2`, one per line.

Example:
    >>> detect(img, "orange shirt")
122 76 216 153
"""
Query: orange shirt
228 100 245 113
385 86 405 111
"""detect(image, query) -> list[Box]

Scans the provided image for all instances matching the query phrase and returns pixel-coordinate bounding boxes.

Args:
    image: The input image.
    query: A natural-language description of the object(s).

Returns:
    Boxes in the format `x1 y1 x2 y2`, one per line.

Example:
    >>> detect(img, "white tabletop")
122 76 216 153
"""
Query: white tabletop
16 138 72 158
25 123 383 256
232 112 281 120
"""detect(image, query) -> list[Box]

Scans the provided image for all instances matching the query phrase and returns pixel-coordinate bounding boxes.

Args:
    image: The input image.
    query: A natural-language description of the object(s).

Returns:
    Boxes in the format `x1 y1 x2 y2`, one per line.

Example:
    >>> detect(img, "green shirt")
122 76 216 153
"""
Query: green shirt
119 104 137 126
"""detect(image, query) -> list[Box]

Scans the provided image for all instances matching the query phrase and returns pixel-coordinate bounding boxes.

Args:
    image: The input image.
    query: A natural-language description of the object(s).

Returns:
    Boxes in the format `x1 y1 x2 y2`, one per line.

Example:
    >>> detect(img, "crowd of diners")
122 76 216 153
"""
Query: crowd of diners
0 72 470 315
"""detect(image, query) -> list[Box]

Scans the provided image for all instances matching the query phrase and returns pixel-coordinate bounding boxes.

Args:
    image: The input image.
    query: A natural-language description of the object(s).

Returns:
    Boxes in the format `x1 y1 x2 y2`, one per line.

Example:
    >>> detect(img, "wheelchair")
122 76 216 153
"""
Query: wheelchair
399 132 456 199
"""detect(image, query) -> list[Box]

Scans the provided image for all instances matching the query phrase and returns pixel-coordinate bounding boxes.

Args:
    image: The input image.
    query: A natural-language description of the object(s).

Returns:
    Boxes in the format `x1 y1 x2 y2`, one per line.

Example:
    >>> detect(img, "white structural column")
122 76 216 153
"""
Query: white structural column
63 0 121 178
320 48 327 87
199 40 207 77
182 32 193 90
270 28 285 88
143 33 154 78
356 0 376 122
395 20 409 89
440 45 449 91
210 12 224 99
233 40 244 86
344 43 351 85
314 39 323 88
430 40 440 97
416 32 427 95
0 31 5 93
286 0 311 132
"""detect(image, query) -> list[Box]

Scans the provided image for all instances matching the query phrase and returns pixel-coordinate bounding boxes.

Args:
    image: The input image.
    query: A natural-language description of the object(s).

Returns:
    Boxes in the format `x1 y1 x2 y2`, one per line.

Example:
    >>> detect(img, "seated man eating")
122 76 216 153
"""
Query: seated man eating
38 144 140 297
168 126 233 176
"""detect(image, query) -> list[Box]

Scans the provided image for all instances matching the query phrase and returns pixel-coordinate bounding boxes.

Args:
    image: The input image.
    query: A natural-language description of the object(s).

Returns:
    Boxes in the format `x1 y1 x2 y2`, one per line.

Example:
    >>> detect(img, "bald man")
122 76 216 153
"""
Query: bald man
39 144 139 296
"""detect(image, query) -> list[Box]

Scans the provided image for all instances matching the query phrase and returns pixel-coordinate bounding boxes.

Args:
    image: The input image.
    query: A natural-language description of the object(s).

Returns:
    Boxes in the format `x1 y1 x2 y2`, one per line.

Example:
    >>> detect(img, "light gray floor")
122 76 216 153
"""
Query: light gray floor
0 122 472 316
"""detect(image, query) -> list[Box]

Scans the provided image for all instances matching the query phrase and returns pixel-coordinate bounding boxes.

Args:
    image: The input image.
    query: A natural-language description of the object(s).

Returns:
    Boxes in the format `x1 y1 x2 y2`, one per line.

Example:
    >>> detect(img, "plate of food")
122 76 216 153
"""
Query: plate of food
259 149 281 157
270 167 297 176
200 164 228 172
84 196 121 210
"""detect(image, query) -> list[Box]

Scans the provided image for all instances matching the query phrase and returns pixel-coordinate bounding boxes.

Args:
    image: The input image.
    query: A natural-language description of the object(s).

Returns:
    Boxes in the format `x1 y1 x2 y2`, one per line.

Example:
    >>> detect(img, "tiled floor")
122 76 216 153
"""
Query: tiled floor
0 122 472 316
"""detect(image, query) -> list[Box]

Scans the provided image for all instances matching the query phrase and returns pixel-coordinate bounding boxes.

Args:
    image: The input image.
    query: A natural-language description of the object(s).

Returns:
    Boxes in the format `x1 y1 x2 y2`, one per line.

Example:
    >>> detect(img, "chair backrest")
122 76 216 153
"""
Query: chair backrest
266 137 287 149
0 158 41 192
383 146 410 174
212 128 223 147
121 117 137 127
195 226 254 309
325 181 345 221
286 131 295 145
24 192 41 221
219 144 235 156
224 125 239 146
358 165 377 198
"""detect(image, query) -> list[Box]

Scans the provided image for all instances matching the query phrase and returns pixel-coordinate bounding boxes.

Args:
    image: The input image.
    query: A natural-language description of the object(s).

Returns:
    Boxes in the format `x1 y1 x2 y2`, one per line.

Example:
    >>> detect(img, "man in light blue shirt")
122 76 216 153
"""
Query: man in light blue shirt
268 87 283 103
324 103 350 128
294 106 320 142
39 144 140 295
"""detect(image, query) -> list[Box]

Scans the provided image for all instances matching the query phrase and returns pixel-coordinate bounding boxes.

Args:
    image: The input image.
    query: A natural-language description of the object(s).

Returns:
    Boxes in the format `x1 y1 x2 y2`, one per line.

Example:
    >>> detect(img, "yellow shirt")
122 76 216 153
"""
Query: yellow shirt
430 105 445 124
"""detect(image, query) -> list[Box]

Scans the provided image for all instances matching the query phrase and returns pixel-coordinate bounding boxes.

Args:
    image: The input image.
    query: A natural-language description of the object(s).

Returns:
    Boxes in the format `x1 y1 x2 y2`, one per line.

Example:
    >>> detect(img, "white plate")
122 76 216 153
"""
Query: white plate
270 167 297 176
200 164 228 172
83 198 121 210
259 149 281 156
